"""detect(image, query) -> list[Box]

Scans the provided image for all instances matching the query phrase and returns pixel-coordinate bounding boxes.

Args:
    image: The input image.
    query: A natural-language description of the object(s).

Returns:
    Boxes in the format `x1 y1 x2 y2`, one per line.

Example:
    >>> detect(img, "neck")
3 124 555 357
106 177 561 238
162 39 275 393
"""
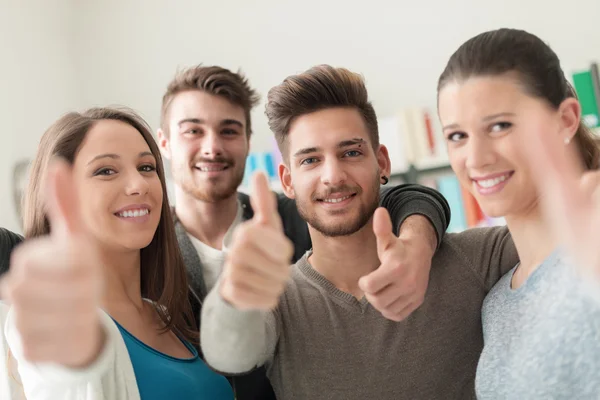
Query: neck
308 220 379 297
101 248 144 312
505 203 557 278
174 185 239 250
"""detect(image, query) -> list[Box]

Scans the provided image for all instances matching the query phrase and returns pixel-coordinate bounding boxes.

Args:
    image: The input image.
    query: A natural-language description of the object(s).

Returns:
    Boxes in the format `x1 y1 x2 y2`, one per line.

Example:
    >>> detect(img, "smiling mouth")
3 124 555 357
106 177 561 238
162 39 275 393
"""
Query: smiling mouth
114 208 150 218
317 193 357 203
194 164 229 172
473 172 514 189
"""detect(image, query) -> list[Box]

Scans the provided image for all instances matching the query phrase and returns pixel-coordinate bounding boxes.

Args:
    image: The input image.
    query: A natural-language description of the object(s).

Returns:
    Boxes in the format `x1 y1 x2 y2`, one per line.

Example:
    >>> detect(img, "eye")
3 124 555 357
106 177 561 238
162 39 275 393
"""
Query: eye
490 122 512 132
343 150 362 157
184 128 201 135
222 128 240 136
139 164 156 173
300 157 318 166
446 132 467 142
94 168 116 176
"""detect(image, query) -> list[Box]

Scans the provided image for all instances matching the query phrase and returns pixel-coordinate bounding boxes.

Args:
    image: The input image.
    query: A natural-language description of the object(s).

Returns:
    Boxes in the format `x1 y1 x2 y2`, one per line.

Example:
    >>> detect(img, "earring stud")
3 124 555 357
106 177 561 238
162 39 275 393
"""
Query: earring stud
381 176 389 185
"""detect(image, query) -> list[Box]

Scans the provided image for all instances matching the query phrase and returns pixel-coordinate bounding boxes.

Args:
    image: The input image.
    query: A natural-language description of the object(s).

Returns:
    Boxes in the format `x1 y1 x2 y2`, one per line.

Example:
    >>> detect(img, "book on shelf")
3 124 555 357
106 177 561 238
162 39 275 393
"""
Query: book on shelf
572 63 600 130
420 174 505 233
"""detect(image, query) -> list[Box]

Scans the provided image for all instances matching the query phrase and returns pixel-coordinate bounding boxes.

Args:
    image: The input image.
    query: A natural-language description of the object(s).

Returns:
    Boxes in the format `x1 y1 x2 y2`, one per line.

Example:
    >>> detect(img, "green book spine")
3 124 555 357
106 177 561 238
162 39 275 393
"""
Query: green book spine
572 69 600 128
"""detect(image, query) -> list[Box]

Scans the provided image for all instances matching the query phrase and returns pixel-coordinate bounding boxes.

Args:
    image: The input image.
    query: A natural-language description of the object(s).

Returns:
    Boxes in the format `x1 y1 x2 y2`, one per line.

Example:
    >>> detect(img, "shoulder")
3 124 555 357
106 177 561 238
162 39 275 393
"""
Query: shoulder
0 228 23 249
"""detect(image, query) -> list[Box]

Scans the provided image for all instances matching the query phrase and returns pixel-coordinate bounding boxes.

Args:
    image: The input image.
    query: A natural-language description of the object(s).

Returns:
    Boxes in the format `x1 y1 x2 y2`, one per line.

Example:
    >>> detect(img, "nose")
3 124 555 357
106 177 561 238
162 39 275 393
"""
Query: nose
125 170 150 196
465 136 496 170
320 158 347 186
201 130 224 157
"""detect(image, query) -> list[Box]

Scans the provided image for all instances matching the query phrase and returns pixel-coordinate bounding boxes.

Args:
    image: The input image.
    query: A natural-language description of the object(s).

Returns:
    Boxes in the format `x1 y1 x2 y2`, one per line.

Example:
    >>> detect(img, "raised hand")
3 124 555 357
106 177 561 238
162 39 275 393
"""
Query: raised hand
523 119 600 281
0 160 104 368
220 172 294 310
359 208 433 322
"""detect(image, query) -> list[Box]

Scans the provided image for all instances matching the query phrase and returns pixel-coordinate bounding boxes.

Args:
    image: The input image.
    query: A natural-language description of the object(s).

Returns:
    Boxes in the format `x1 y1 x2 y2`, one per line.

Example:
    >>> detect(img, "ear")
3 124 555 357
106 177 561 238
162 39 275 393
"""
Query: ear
558 97 581 142
157 129 171 160
278 162 295 199
376 144 392 179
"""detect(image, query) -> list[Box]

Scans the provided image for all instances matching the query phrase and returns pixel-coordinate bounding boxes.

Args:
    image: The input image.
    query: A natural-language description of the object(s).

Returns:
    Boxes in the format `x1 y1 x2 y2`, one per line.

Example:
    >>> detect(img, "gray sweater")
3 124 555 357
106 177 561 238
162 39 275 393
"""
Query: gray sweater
201 227 518 400
476 249 600 399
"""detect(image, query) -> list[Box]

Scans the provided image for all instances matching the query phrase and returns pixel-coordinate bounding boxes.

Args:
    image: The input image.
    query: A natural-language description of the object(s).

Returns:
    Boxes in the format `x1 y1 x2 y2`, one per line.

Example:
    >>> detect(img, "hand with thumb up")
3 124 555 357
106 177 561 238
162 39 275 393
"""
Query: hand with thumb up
220 172 294 311
1 160 104 368
358 207 434 322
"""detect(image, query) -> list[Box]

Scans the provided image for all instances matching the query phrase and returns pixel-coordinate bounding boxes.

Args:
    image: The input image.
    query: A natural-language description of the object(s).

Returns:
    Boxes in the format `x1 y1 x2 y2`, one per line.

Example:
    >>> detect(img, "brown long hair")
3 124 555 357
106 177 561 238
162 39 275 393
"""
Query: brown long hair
22 107 197 342
437 28 599 170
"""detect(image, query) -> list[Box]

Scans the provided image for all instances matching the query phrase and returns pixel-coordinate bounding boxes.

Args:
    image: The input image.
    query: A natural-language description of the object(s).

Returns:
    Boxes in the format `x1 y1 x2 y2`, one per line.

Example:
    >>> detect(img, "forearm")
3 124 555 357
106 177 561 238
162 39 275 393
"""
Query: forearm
398 215 437 256
201 285 277 374
380 184 450 248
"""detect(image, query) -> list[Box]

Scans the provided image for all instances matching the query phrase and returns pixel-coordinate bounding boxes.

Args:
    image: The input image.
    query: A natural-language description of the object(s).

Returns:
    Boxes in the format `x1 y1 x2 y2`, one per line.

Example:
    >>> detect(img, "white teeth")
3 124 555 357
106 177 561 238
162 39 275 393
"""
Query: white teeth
117 209 149 218
196 165 226 172
323 195 352 203
477 174 510 188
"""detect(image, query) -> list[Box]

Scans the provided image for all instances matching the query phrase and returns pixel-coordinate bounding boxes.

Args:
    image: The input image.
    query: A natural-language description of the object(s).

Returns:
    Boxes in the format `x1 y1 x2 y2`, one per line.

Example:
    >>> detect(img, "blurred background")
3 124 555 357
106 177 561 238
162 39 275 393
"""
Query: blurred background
2 0 599 233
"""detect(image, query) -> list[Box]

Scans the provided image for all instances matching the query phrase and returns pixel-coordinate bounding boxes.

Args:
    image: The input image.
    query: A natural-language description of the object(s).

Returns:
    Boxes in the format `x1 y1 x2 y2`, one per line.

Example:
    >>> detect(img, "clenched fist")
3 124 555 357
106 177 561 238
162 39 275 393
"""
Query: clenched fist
220 172 294 311
1 160 104 368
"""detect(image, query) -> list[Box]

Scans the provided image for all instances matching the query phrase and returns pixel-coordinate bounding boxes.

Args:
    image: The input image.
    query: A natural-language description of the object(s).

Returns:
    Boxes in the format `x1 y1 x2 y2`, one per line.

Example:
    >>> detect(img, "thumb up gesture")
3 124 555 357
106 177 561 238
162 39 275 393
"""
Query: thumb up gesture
1 160 104 368
359 208 432 321
220 172 294 310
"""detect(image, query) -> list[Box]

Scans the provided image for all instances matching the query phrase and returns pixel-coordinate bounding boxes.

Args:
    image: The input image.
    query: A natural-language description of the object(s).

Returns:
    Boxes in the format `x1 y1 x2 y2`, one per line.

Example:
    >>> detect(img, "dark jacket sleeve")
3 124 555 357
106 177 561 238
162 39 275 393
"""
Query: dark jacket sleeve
275 194 311 263
0 228 24 276
379 184 451 248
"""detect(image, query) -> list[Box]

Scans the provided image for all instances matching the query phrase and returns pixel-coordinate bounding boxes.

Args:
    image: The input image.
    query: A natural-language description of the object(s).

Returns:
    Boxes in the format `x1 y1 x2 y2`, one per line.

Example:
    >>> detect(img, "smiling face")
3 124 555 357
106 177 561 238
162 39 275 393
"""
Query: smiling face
279 107 390 237
438 74 568 218
73 119 163 251
159 90 249 203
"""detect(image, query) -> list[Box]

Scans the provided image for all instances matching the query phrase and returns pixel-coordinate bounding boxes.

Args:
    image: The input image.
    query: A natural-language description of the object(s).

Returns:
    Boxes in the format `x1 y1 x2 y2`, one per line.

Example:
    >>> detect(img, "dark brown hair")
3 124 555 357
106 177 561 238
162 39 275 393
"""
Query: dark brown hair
160 65 260 136
23 107 197 342
438 28 599 170
265 64 379 160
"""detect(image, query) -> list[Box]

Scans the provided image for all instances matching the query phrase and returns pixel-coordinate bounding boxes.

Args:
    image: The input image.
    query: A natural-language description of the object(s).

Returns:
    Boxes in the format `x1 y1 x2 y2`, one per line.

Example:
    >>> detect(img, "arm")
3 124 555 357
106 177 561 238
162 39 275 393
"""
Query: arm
4 309 120 399
201 285 279 374
202 173 292 373
379 184 451 249
358 185 449 321
448 226 518 292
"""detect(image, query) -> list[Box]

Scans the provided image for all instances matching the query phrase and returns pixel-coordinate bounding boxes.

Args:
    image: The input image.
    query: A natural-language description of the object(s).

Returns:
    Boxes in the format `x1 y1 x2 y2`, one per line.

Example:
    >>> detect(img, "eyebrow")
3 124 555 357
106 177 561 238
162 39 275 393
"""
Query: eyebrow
177 118 244 128
87 152 155 165
293 138 367 158
443 112 516 131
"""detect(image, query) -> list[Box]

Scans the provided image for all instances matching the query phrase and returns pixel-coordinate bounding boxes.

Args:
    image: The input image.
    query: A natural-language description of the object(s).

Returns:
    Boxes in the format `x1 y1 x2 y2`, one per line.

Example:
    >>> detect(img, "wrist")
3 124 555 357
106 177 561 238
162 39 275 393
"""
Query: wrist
398 215 437 255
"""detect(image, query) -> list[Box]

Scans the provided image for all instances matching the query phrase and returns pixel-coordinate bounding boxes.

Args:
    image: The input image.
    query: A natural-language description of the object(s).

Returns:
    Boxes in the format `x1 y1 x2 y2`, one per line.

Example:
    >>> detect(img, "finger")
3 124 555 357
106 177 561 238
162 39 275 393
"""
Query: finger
232 223 294 267
220 280 280 310
223 264 287 298
364 284 412 311
381 300 419 322
373 207 396 259
359 262 398 294
226 248 290 286
250 172 282 230
46 159 83 239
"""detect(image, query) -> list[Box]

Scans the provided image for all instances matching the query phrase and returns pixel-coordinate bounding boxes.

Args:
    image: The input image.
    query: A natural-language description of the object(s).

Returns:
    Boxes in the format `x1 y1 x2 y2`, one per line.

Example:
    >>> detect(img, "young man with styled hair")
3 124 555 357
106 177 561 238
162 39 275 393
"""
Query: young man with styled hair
157 65 452 400
200 65 519 400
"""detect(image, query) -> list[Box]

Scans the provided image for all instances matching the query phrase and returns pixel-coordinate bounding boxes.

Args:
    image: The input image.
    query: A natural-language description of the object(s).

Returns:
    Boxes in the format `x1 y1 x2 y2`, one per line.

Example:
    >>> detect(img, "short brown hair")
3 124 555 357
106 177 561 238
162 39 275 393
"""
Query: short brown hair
438 28 600 170
160 65 260 136
265 65 379 160
23 107 197 343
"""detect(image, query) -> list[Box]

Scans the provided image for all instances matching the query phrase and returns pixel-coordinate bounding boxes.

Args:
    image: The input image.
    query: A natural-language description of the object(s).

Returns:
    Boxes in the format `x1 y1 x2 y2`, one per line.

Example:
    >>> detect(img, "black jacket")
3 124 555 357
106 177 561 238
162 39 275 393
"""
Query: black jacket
0 228 23 277
174 184 450 400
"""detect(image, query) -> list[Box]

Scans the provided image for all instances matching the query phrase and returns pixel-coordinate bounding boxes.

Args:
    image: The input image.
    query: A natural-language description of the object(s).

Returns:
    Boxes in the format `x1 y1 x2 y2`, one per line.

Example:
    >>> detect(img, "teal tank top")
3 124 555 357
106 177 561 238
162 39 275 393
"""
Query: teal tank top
114 320 234 400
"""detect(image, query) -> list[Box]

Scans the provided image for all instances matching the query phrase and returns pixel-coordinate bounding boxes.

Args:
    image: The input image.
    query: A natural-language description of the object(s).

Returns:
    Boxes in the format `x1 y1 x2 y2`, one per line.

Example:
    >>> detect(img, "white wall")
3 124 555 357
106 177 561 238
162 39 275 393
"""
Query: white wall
71 0 600 152
3 0 600 230
0 0 79 233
